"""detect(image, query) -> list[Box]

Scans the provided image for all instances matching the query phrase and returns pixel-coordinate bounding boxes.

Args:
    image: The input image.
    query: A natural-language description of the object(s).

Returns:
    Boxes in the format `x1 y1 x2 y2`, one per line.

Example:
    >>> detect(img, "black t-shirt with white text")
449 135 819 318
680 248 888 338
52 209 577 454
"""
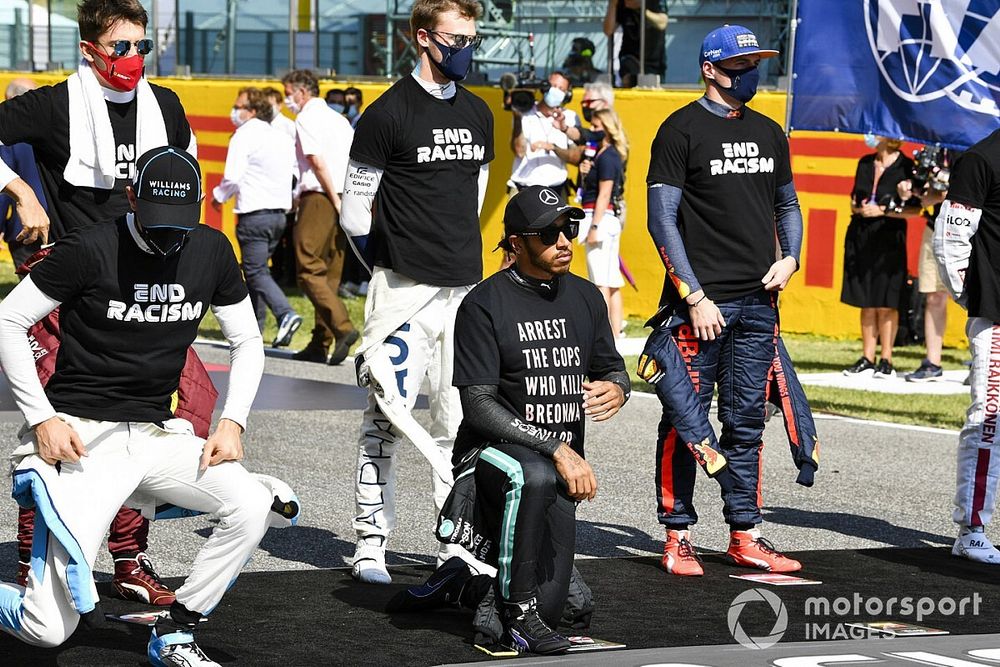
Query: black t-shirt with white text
452 270 625 460
647 101 793 304
349 75 494 287
0 81 192 239
947 129 1000 322
30 219 247 422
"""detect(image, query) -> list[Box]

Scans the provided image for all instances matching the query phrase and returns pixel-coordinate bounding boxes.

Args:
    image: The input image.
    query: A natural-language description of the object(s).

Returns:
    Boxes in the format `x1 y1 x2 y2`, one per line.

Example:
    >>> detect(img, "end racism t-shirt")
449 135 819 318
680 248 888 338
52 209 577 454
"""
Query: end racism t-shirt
647 101 792 304
948 129 1000 323
349 75 494 287
0 81 192 239
452 270 625 459
29 219 247 422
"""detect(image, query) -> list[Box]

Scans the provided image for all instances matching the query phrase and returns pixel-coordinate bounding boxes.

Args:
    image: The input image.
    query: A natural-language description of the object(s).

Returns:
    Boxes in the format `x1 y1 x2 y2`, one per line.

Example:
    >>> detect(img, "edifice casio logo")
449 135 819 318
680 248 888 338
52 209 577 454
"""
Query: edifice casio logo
864 0 999 117
727 588 788 649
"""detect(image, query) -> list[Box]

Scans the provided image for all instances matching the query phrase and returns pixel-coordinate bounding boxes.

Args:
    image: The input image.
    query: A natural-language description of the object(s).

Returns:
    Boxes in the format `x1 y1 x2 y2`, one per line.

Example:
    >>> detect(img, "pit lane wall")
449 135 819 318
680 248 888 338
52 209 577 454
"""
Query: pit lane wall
0 73 968 347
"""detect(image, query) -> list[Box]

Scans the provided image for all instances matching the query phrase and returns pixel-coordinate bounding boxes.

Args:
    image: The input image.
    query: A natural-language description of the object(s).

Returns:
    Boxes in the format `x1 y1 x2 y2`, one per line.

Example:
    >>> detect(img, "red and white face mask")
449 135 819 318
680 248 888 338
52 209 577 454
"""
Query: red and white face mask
87 43 145 92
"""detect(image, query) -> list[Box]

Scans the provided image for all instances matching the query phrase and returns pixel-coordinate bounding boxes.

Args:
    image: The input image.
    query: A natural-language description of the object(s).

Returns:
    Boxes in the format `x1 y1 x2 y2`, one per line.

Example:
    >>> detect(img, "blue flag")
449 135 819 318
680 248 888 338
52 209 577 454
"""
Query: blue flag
790 0 1000 149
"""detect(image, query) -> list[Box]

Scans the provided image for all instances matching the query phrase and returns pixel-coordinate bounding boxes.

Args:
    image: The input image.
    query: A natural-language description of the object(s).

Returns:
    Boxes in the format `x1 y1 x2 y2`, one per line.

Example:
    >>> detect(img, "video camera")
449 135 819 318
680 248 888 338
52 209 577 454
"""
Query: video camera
911 146 953 193
499 73 572 114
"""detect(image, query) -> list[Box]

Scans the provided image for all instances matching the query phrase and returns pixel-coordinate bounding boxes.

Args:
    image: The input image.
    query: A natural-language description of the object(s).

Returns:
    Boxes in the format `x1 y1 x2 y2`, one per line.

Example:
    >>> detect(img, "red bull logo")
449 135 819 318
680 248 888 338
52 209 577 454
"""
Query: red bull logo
688 438 727 476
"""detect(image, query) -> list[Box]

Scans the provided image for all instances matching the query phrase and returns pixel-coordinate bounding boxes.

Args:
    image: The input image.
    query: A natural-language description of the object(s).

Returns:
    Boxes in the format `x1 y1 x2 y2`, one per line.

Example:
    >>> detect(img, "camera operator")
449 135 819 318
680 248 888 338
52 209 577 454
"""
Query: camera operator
896 148 954 382
508 71 581 195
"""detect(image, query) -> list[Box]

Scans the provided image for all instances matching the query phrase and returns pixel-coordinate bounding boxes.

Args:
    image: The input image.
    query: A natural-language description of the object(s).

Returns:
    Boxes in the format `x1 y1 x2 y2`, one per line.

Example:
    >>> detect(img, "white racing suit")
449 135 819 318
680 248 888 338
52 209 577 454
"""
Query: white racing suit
933 198 995 527
353 267 470 552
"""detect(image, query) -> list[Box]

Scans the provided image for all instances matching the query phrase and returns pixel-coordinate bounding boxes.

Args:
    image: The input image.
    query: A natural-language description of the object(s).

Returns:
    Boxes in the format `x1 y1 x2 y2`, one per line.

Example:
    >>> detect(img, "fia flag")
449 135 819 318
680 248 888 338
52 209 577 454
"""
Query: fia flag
789 0 1000 149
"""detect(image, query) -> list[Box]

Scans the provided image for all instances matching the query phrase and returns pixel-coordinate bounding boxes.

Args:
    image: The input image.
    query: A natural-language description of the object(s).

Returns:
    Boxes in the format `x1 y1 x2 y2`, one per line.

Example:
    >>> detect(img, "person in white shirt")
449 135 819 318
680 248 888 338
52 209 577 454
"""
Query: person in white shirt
211 87 302 348
262 86 299 290
508 71 580 193
281 69 359 365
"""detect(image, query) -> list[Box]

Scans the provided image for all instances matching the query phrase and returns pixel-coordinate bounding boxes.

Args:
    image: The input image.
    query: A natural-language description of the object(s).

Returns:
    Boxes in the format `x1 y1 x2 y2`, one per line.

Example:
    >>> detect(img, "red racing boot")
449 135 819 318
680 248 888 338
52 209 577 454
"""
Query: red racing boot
726 529 802 573
661 529 704 576
113 552 176 606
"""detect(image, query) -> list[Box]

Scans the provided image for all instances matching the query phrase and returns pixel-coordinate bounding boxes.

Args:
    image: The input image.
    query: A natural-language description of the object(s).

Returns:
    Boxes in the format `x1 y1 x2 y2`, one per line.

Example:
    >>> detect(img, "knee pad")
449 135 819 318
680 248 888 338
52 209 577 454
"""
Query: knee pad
252 474 301 528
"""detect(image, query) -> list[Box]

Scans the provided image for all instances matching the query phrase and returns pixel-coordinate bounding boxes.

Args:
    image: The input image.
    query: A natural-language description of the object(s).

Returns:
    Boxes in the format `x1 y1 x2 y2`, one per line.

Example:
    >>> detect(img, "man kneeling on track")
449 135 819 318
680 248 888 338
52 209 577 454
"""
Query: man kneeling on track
0 147 275 667
386 186 630 655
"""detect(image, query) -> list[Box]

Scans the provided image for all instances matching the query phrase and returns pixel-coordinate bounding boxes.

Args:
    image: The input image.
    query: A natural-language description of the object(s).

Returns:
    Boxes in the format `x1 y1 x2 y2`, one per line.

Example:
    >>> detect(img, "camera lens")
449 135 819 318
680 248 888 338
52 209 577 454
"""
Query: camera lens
510 90 535 114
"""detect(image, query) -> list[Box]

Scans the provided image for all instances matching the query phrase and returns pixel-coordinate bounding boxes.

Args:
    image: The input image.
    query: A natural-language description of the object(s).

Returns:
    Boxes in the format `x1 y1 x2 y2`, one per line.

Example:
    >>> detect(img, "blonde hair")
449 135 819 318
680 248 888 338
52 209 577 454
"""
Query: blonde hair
592 108 628 163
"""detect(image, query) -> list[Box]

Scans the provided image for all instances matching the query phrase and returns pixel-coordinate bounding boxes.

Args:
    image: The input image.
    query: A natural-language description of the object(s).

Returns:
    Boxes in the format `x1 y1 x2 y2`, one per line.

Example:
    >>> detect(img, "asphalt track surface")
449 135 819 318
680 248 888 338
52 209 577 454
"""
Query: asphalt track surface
0 342 987 665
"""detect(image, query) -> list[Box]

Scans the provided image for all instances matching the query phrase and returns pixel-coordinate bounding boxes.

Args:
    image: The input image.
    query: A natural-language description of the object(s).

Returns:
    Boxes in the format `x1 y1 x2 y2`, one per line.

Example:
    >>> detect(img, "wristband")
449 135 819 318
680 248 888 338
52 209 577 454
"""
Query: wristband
688 294 707 308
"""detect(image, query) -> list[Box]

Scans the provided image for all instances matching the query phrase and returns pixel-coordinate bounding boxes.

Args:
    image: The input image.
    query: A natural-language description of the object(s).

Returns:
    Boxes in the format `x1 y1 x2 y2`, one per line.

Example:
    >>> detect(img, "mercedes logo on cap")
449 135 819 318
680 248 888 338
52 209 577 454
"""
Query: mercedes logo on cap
538 188 560 206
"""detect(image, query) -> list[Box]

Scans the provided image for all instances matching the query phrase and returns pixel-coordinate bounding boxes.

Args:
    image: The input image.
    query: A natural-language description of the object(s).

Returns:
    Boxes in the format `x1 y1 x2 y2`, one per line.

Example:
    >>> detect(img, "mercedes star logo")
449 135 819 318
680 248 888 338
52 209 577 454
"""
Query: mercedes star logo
538 189 560 205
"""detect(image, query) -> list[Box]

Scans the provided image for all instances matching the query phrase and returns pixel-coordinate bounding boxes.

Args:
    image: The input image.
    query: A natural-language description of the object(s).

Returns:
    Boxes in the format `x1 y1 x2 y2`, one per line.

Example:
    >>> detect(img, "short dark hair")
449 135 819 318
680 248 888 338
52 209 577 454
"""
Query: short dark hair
239 87 274 122
77 0 148 42
344 87 363 105
325 88 346 103
281 70 320 98
410 0 482 38
261 87 282 104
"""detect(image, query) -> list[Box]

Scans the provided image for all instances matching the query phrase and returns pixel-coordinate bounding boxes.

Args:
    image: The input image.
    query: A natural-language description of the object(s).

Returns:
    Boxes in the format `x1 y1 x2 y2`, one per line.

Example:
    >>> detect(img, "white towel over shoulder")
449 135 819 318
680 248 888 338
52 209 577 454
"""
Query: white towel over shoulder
64 60 169 189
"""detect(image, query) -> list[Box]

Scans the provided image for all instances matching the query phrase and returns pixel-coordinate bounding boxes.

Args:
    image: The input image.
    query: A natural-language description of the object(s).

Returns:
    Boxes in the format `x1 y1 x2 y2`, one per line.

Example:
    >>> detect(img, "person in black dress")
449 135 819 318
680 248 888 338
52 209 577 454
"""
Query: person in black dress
841 136 920 379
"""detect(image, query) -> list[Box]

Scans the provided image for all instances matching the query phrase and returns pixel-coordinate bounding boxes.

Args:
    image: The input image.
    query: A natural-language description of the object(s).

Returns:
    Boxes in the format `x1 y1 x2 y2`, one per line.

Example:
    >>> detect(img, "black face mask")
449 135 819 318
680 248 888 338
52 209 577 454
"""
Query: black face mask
139 226 191 257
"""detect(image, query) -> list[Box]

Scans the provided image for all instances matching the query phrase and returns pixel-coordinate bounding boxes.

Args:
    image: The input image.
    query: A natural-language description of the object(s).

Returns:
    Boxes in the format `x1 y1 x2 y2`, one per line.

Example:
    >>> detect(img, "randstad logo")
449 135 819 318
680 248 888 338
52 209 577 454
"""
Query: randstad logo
864 0 1000 117
727 588 788 649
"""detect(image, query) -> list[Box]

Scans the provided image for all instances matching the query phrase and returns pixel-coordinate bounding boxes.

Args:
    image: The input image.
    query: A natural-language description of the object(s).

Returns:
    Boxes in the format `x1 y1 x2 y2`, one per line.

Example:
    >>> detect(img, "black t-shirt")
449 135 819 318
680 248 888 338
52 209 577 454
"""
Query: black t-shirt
947 129 1000 322
647 101 793 304
30 218 247 422
350 76 494 287
616 0 667 75
0 81 192 239
452 270 625 459
582 145 624 206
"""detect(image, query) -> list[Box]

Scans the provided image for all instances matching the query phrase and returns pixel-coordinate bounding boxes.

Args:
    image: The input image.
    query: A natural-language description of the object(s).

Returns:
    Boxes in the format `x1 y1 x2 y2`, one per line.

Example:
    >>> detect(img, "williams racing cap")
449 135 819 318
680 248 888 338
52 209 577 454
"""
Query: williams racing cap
503 185 584 236
700 24 779 64
132 146 203 229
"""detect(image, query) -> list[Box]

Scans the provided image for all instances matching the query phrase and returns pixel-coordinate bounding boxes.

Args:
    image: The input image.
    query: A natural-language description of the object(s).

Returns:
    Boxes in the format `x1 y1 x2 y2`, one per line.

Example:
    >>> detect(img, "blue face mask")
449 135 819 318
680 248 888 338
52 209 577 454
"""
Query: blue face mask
543 87 565 108
428 34 474 82
864 133 880 149
712 64 760 104
328 102 345 114
346 104 359 119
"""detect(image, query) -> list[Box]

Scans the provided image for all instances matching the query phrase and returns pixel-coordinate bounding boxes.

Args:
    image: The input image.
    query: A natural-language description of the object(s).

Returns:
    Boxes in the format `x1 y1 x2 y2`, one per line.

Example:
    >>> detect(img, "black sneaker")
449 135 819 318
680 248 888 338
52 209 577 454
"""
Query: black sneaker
502 598 570 655
292 344 328 363
873 358 896 379
328 330 360 366
272 312 303 348
842 357 876 376
905 359 943 383
385 556 472 613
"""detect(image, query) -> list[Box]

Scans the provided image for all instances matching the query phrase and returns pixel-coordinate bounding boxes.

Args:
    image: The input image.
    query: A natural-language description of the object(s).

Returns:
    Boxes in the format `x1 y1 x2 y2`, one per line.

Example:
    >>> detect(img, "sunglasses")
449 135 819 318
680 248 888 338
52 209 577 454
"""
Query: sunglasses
428 30 484 51
96 38 155 57
520 220 579 245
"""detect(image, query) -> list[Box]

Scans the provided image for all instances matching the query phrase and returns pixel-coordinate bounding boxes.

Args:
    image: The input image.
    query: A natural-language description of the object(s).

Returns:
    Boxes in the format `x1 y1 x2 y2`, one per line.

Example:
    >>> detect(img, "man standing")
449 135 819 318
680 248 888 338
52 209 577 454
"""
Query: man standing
643 25 803 575
509 71 579 194
212 87 302 347
0 147 272 667
0 0 195 244
603 0 668 87
281 69 358 364
0 78 46 268
387 187 628 655
933 128 1000 563
340 0 494 583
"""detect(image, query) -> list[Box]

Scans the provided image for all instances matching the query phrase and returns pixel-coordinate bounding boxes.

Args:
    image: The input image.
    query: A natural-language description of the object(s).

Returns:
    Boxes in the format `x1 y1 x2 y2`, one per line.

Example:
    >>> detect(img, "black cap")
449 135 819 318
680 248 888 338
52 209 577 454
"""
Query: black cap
132 146 202 229
503 185 584 236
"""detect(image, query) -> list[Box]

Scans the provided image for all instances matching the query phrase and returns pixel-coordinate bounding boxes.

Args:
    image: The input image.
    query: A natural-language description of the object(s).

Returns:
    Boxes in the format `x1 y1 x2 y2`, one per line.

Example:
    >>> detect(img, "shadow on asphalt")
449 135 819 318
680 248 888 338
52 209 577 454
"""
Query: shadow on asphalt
764 506 953 547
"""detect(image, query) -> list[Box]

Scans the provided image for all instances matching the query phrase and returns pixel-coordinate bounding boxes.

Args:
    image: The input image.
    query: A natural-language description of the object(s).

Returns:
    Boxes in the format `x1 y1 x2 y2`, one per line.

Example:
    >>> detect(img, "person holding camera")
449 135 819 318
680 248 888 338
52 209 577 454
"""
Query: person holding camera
897 159 951 382
841 135 920 379
508 71 580 195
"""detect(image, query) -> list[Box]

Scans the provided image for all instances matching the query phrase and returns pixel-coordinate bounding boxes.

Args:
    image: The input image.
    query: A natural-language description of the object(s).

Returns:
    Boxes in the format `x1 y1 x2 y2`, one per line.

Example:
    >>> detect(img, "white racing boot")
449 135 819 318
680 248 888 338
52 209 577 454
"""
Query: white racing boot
953 526 1000 564
352 541 392 584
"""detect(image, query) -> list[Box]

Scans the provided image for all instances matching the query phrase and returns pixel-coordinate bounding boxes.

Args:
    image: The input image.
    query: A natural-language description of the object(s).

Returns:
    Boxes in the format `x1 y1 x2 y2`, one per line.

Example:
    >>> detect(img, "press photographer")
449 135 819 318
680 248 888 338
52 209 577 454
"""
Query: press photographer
507 71 581 194
894 146 957 383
